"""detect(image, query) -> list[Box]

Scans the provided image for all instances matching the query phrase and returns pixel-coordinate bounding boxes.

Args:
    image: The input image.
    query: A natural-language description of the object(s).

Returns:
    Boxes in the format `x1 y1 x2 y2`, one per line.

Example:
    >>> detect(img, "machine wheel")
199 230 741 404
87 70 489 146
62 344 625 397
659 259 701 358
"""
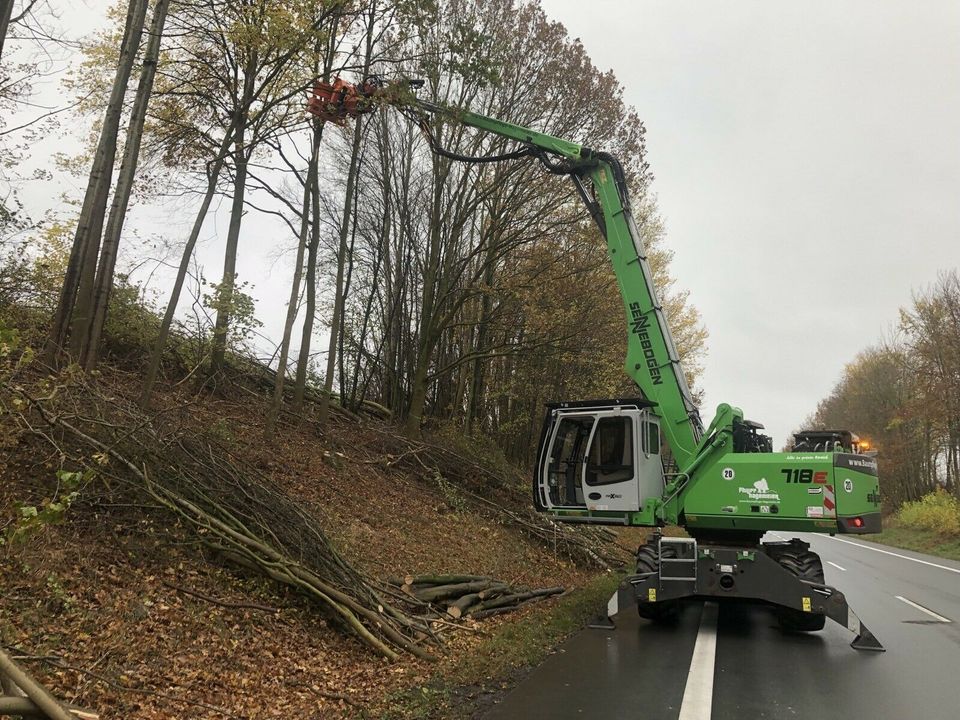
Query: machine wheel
635 540 680 622
767 542 827 632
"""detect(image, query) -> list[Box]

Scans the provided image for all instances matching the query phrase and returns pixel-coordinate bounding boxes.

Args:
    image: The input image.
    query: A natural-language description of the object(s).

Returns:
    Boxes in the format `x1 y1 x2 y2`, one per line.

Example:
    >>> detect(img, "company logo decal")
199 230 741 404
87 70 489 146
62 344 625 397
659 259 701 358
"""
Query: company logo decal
629 303 663 386
739 478 780 503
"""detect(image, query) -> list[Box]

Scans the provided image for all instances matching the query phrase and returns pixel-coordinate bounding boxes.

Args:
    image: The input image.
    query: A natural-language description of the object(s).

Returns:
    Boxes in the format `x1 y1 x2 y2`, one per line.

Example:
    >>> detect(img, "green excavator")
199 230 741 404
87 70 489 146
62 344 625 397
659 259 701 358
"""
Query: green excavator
309 77 884 651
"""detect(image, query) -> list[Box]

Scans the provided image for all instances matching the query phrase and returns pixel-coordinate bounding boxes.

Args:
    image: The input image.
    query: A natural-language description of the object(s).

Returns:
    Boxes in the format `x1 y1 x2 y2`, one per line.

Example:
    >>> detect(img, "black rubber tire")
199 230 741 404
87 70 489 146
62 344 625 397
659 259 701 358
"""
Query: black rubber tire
767 543 827 632
635 541 680 622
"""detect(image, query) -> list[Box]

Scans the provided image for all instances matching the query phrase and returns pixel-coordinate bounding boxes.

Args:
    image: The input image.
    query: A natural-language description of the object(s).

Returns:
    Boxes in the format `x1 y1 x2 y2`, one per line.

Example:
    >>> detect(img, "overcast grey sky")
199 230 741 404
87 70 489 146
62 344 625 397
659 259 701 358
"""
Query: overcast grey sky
11 1 960 447
540 0 960 444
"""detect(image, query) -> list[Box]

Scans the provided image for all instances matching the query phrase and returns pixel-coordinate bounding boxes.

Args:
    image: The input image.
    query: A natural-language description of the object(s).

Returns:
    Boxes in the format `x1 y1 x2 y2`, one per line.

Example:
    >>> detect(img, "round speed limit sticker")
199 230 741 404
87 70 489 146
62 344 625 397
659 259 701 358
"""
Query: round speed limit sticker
722 467 735 480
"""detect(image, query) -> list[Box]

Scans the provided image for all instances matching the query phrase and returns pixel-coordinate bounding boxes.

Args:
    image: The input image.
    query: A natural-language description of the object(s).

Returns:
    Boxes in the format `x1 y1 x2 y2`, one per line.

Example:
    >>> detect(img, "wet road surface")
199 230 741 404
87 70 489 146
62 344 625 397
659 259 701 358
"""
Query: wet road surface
483 533 960 719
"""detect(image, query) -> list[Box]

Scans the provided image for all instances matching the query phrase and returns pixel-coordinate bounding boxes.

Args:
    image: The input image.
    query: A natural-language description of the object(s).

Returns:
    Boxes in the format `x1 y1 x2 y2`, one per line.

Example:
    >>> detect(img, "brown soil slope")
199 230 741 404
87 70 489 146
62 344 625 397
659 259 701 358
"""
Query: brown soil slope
0 368 623 719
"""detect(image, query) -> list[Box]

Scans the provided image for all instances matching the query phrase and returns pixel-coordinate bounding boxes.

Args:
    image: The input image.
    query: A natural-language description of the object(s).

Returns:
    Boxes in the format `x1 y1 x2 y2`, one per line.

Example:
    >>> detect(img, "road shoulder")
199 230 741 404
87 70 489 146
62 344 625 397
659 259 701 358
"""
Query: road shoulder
376 573 620 720
856 526 960 563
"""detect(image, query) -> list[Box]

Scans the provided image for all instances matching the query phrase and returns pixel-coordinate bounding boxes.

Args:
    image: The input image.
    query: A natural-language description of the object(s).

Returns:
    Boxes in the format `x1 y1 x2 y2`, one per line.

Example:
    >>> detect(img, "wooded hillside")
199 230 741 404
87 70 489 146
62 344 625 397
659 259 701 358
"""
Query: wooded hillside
1 1 701 717
804 270 960 507
2 0 707 463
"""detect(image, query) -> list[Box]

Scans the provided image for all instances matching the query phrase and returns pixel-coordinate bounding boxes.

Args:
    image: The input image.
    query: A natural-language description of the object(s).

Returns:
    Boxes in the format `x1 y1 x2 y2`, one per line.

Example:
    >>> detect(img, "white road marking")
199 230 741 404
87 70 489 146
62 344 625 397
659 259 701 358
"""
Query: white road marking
826 561 847 571
678 602 718 720
895 595 952 623
825 536 960 574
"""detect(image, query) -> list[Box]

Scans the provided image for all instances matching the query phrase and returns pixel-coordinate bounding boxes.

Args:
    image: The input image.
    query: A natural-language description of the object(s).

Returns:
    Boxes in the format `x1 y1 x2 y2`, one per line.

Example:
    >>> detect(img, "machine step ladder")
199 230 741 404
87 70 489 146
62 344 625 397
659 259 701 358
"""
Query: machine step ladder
658 536 698 584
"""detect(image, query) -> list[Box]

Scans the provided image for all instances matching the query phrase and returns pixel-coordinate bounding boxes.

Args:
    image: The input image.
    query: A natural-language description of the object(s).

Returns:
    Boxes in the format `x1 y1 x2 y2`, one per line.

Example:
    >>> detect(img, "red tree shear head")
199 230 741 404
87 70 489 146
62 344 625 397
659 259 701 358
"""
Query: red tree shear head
307 77 381 124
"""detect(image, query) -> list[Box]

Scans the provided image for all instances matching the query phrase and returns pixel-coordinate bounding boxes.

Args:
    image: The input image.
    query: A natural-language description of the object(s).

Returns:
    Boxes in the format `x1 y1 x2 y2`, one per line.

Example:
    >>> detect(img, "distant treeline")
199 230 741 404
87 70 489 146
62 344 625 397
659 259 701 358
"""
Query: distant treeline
806 270 960 507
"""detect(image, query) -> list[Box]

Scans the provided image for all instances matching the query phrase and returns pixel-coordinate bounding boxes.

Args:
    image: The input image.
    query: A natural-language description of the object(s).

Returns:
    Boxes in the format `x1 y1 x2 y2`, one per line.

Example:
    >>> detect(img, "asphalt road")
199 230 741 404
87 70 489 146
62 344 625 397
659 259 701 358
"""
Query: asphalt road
483 534 960 720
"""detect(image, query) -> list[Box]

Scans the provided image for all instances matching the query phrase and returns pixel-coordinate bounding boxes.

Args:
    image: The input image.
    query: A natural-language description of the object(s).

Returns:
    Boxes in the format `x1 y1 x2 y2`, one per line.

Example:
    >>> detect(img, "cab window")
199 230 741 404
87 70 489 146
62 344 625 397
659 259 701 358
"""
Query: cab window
546 416 594 505
645 421 660 456
585 416 634 485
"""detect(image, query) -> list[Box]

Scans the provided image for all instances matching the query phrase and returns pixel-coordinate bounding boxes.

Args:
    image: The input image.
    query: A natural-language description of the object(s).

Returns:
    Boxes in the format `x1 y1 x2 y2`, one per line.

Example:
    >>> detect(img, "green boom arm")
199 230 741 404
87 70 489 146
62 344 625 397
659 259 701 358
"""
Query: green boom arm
309 80 884 559
417 101 704 466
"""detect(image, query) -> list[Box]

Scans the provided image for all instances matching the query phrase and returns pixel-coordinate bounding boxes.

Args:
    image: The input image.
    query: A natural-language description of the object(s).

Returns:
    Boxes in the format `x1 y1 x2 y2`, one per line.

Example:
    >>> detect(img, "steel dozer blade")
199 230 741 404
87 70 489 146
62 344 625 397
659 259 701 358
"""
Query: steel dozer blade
600 544 885 652
821 591 885 652
587 584 634 630
851 625 885 652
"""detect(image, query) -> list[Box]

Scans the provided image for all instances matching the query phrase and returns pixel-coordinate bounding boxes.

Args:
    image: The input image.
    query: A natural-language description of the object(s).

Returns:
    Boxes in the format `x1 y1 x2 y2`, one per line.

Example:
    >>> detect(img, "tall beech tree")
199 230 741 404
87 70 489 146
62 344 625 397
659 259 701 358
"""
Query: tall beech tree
45 0 149 363
79 0 171 370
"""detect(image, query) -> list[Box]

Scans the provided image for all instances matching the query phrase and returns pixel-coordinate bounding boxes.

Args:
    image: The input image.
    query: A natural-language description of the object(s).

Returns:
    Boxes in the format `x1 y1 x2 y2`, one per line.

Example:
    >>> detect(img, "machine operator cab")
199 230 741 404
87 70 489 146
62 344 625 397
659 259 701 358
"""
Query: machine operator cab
533 399 664 514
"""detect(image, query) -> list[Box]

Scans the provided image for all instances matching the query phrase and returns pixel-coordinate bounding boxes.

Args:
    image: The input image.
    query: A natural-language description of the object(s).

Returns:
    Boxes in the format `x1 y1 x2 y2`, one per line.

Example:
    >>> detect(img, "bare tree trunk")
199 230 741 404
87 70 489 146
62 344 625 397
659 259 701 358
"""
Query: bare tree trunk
0 0 14 61
403 155 448 436
380 114 406 413
208 131 248 375
81 0 170 370
336 193 359 409
265 135 319 435
293 117 323 411
405 350 432 436
451 327 470 420
317 3 377 423
45 0 149 363
140 121 236 405
71 0 151 358
317 121 362 422
209 51 257 377
466 238 498 432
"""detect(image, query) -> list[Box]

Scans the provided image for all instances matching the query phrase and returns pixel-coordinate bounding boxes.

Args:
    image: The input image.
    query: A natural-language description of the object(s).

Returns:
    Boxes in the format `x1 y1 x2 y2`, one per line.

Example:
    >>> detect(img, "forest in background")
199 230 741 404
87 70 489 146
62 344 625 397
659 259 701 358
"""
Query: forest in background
804 270 960 530
0 0 707 467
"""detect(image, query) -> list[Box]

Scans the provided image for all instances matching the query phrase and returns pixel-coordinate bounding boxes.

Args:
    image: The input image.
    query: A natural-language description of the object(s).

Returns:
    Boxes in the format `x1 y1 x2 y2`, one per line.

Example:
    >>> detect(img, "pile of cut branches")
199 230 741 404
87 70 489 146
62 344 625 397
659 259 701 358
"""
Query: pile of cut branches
370 434 631 570
3 364 619 661
5 374 440 661
389 575 564 620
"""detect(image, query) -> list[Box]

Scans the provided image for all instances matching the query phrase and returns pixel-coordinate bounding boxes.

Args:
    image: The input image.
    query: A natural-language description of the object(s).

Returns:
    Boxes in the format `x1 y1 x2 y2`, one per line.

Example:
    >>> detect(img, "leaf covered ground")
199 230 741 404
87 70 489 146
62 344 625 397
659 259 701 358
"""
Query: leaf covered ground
0 368 636 719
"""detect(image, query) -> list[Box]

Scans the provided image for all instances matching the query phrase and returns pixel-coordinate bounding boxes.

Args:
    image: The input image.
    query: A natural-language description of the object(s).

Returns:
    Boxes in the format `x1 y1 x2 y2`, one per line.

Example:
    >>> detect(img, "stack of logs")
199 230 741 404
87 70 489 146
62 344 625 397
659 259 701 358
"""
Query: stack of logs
390 574 564 620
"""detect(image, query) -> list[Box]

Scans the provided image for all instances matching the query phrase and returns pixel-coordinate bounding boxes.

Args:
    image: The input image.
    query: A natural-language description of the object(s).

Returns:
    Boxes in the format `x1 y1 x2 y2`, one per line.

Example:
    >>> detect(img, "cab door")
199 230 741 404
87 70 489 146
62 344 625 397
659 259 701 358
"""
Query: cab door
581 411 641 513
538 412 595 509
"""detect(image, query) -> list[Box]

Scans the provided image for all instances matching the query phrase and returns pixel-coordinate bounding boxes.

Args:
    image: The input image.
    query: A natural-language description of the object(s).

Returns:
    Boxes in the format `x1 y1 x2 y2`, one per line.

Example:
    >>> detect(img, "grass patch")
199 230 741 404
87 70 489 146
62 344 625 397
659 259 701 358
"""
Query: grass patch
379 686 453 720
863 490 960 562
864 524 960 562
380 572 621 719
453 572 620 681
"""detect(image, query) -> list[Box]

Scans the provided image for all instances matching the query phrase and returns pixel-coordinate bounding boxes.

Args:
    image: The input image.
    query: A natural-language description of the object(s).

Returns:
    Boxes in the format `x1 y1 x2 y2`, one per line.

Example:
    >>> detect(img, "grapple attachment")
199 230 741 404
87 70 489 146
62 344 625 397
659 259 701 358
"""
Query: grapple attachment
307 77 381 124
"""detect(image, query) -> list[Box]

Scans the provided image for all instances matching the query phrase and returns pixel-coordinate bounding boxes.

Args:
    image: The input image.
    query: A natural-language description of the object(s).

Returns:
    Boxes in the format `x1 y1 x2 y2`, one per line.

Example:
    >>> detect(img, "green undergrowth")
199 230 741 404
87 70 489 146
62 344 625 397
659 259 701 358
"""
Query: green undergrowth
380 572 621 720
864 524 960 562
896 489 960 535
862 489 960 562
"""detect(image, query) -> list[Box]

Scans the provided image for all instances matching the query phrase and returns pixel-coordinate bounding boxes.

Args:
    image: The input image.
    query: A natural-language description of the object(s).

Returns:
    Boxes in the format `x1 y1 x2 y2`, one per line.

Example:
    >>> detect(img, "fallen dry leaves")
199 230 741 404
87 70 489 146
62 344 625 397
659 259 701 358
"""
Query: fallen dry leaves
0 370 611 719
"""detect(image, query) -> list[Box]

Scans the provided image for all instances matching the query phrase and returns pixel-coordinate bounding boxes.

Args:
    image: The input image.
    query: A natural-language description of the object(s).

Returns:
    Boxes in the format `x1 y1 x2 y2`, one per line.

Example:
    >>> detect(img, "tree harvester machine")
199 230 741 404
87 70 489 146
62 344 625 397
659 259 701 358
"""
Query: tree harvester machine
308 77 884 651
